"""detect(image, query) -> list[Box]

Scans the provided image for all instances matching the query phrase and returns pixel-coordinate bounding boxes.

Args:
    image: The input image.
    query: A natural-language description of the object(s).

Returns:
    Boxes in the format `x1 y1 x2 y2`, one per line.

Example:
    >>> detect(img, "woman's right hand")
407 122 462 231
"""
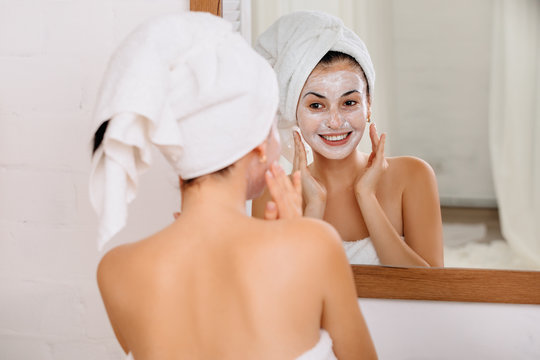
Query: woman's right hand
293 131 327 218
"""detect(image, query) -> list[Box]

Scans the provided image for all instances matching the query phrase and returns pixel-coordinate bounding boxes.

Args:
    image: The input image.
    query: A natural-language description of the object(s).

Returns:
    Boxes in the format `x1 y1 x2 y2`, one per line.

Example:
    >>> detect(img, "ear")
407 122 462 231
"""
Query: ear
254 141 268 161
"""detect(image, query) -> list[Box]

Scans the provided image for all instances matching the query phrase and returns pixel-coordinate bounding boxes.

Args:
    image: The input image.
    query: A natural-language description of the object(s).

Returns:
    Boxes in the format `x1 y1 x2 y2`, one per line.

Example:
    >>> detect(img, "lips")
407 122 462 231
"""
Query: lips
319 132 352 146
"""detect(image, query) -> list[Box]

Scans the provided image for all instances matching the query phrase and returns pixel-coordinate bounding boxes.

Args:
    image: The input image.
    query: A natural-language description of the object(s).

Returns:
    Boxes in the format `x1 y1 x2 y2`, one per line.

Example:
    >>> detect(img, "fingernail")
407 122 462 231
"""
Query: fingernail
266 169 273 178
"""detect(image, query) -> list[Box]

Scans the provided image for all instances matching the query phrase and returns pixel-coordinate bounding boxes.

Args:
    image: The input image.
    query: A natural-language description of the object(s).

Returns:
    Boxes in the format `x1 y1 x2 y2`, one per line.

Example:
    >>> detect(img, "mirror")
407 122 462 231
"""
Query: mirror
250 0 540 271
191 0 540 305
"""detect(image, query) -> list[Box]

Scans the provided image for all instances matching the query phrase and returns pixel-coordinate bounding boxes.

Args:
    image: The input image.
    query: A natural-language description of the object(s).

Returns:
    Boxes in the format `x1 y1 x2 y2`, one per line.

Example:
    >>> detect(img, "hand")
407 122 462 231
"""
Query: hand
264 162 302 220
355 124 388 198
292 131 327 218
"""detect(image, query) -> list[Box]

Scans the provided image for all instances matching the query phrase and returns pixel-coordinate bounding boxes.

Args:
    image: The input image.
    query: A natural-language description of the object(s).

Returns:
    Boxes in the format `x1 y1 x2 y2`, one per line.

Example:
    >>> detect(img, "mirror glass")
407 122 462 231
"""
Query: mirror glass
251 0 540 271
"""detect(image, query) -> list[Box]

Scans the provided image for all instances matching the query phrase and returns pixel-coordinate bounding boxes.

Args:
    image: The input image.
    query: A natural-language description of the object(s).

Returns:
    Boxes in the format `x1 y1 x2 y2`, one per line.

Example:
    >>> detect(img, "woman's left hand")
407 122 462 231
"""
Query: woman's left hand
264 162 303 220
354 124 388 198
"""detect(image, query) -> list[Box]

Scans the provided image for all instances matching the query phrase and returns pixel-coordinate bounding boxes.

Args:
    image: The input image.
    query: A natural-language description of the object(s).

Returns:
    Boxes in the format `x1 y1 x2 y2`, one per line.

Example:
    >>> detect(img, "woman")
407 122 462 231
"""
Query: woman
91 13 376 359
253 11 444 267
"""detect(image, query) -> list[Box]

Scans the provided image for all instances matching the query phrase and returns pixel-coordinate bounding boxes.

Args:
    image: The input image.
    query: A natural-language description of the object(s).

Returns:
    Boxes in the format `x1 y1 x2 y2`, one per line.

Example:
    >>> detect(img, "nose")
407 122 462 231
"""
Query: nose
326 108 344 129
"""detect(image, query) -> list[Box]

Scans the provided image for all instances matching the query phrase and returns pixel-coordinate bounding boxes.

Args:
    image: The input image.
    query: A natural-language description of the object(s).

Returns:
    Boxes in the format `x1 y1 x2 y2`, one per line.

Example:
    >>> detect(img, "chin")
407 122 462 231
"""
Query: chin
311 140 359 160
319 149 355 160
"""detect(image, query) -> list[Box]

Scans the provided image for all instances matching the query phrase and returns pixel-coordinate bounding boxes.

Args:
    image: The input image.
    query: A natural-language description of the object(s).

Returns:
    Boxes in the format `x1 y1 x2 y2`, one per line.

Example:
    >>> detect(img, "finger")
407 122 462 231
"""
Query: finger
264 201 278 220
292 131 301 171
269 163 301 218
369 123 379 153
367 152 375 168
377 133 387 165
273 162 295 195
293 131 308 170
291 170 303 212
377 133 386 158
292 170 302 198
265 168 284 210
371 133 386 168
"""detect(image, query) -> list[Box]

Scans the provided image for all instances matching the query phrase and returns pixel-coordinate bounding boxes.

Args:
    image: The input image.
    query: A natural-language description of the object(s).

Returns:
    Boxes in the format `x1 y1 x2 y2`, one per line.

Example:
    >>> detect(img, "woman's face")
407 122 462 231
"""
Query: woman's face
296 61 369 160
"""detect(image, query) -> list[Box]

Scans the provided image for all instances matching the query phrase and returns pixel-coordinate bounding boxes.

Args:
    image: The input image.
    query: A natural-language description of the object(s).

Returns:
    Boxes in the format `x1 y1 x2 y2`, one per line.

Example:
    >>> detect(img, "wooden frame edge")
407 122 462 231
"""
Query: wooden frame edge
353 265 540 304
190 0 222 16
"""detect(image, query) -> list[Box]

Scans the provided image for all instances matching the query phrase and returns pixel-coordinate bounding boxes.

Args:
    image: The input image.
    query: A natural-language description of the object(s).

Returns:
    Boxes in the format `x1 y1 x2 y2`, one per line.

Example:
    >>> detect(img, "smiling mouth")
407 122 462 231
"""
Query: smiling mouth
319 132 352 145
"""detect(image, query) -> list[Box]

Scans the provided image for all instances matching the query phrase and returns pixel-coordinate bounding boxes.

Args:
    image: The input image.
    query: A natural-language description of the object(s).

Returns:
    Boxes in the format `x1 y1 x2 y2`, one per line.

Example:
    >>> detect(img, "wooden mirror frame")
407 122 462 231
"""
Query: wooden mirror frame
190 0 540 305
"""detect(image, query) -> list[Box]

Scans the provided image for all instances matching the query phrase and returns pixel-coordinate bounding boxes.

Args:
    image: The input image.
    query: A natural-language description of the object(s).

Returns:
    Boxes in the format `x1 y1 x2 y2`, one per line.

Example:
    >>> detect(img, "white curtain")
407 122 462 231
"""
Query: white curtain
489 0 540 265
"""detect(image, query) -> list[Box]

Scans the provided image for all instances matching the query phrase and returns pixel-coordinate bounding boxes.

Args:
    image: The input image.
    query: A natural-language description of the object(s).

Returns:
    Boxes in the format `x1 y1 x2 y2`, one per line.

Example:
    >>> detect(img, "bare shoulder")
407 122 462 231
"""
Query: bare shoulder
387 155 436 182
267 218 346 266
96 243 137 299
96 235 158 303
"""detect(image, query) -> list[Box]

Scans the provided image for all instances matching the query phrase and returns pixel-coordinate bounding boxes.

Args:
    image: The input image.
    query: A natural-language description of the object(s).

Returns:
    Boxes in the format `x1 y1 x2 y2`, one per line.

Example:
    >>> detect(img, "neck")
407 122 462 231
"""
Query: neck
180 173 248 216
311 150 366 189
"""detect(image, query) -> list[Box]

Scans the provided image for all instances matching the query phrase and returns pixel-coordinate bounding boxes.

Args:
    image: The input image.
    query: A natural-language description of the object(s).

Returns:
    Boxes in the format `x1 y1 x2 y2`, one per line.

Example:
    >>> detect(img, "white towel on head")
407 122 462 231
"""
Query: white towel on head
89 12 278 250
255 10 375 161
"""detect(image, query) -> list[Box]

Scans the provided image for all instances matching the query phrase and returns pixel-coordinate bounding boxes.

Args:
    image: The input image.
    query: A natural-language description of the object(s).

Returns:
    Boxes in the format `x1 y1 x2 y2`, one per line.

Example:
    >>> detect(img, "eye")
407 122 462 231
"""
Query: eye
309 103 323 109
344 100 357 106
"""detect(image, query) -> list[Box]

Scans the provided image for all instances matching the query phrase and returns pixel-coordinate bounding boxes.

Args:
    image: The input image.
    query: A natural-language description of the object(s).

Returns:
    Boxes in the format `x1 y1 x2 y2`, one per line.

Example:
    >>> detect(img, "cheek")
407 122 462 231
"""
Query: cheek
344 106 368 129
297 108 323 134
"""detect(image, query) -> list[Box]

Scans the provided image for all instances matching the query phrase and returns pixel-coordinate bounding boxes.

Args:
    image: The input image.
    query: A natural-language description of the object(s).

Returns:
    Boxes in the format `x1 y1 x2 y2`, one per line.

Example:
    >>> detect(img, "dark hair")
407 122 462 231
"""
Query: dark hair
182 165 233 187
316 51 370 97
92 120 109 155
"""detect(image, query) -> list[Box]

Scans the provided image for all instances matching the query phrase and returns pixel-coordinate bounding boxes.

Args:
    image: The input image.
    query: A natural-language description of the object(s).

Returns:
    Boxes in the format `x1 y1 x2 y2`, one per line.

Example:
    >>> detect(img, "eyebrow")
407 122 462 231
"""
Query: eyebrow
341 90 359 97
303 91 326 99
303 89 360 99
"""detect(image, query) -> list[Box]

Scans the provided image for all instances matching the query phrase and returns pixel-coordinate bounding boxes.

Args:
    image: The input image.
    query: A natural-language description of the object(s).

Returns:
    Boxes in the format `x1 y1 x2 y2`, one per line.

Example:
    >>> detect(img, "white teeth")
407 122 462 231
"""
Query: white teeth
321 133 348 141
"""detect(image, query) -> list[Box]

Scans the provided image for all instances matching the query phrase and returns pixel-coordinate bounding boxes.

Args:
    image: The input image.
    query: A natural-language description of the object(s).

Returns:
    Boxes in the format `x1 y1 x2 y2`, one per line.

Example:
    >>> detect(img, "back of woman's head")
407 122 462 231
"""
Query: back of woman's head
90 12 278 250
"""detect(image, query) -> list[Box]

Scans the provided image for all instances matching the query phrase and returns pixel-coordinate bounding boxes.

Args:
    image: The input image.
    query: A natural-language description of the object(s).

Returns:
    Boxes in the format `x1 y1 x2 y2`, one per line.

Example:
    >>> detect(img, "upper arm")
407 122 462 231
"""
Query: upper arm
401 157 444 267
97 249 130 354
315 225 377 359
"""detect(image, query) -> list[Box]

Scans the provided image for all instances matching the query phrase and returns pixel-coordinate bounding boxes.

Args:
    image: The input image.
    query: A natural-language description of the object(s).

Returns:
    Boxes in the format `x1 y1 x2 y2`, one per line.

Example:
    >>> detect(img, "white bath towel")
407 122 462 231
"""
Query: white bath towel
125 329 336 360
255 10 375 161
342 238 381 265
89 12 278 250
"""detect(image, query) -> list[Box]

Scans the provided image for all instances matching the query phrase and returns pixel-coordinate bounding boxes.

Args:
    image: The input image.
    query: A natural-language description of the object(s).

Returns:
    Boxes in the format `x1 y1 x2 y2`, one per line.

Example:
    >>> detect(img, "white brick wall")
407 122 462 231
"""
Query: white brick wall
0 1 188 358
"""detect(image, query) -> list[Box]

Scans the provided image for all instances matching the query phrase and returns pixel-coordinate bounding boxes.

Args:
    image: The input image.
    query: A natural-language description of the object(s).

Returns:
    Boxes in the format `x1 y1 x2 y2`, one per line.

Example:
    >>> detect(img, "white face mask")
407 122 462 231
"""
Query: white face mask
296 63 369 160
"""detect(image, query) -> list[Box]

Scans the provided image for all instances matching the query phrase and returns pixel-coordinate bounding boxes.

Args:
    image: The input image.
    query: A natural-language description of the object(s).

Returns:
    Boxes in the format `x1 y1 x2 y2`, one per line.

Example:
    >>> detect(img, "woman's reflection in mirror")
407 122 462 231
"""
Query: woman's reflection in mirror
252 11 443 267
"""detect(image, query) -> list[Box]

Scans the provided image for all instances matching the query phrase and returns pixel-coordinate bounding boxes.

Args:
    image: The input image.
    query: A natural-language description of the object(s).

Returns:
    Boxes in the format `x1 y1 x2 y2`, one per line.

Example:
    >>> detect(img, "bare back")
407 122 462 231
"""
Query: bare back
97 211 374 359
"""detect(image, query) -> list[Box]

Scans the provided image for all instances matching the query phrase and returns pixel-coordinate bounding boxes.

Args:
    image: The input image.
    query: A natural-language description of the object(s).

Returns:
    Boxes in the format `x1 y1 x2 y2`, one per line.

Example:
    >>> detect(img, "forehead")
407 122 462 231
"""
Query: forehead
303 61 367 92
